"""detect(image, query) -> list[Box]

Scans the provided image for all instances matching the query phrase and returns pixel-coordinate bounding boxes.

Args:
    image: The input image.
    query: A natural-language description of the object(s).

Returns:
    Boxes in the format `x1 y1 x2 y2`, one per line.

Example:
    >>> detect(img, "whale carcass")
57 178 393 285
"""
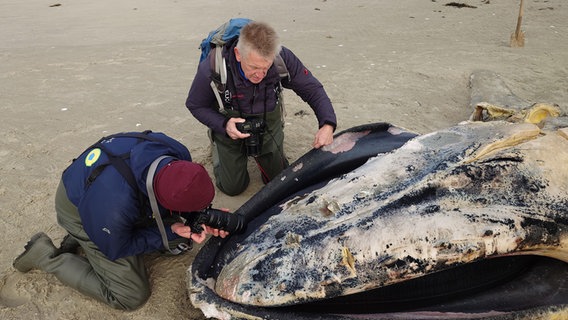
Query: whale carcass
188 72 568 319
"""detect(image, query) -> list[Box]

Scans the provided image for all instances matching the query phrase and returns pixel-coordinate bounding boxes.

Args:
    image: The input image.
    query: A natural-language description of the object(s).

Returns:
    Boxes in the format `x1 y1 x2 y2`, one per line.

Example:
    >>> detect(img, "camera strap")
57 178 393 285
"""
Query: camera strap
146 155 187 255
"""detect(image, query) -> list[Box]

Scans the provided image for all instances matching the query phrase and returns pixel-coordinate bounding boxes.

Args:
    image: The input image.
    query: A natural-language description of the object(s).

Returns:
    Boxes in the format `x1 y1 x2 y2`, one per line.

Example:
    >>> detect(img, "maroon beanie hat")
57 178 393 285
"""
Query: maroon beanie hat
154 160 215 212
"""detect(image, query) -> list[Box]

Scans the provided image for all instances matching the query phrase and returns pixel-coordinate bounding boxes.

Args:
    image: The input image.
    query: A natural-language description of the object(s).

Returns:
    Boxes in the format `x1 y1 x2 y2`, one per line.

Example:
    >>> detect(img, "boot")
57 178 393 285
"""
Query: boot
13 232 57 273
14 233 139 310
14 233 100 296
53 234 81 256
13 232 149 310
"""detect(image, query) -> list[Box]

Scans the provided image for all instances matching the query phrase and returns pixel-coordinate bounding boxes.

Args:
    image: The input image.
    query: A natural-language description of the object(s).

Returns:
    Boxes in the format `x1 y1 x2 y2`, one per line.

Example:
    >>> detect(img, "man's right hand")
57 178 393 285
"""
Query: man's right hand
226 117 251 140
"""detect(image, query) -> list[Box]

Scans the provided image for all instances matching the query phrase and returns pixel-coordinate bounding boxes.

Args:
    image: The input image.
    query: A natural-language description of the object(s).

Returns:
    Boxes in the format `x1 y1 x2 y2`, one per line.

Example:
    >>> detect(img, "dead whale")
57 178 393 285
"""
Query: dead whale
188 72 568 320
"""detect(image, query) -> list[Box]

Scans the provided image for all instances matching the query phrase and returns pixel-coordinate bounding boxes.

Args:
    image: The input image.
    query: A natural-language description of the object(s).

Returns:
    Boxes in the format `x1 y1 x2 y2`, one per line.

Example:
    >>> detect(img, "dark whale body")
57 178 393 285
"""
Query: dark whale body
189 122 568 320
189 71 568 319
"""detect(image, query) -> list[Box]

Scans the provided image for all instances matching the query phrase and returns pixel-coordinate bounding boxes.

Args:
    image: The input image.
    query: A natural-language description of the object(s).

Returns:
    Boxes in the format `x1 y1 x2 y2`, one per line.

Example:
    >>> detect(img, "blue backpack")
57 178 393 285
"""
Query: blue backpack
198 18 290 112
199 17 252 63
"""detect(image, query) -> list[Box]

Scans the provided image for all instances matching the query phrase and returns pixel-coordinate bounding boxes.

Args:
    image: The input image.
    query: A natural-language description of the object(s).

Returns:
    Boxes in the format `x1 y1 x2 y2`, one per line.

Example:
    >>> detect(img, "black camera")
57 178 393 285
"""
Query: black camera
180 206 247 234
236 118 265 157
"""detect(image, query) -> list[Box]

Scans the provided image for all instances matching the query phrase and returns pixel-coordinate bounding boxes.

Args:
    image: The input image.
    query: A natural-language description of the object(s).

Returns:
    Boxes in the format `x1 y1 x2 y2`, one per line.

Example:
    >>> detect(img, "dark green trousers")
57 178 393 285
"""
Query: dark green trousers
54 180 151 310
211 106 289 196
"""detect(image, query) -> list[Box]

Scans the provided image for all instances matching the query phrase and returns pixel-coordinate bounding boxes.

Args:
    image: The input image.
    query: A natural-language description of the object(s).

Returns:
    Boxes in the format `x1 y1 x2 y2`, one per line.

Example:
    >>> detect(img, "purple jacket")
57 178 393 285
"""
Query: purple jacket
185 41 337 135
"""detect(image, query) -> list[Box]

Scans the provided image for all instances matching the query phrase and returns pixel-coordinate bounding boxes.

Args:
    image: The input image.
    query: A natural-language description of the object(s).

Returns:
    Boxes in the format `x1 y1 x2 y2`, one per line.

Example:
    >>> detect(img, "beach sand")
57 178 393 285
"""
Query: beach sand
1 0 567 319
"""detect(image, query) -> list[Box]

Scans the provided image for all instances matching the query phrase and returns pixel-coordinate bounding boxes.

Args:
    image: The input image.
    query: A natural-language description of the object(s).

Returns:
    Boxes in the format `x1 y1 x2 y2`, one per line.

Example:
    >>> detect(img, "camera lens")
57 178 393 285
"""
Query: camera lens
204 210 246 234
245 134 262 157
237 118 265 157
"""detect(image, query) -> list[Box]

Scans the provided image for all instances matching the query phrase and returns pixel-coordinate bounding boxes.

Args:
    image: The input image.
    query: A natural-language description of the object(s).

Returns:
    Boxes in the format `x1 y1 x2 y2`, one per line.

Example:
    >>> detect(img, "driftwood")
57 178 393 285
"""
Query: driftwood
469 70 564 129
510 0 525 47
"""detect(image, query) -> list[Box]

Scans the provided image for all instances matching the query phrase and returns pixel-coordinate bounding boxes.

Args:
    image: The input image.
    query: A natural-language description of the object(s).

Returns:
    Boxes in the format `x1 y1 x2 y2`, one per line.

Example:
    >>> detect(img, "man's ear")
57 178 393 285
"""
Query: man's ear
234 47 241 62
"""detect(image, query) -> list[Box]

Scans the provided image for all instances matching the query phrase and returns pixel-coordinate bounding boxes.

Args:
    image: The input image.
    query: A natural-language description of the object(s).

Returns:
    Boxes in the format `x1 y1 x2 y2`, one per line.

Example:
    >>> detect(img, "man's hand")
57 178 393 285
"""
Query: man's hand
202 225 230 239
313 124 334 149
171 222 230 244
226 117 250 140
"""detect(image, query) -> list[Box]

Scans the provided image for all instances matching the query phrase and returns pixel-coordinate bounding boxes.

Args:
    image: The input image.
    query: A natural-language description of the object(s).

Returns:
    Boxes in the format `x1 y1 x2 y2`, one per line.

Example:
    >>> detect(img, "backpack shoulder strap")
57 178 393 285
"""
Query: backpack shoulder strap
208 47 227 114
274 54 290 82
84 130 161 188
94 144 136 188
84 131 170 222
146 155 187 255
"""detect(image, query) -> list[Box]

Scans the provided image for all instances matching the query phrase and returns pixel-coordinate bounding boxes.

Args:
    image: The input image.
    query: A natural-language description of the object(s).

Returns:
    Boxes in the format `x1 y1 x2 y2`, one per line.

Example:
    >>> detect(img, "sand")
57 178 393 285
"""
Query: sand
1 0 567 319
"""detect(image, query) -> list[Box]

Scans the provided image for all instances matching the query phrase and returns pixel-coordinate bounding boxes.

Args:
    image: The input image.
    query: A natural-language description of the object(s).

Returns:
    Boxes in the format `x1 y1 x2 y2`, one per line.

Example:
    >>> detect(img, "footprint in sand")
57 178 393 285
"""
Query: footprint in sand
0 273 31 308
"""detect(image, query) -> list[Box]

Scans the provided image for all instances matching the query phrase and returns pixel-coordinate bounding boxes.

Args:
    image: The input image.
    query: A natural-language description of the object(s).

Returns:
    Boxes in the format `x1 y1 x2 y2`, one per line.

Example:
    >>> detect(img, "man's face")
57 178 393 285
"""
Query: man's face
235 47 274 84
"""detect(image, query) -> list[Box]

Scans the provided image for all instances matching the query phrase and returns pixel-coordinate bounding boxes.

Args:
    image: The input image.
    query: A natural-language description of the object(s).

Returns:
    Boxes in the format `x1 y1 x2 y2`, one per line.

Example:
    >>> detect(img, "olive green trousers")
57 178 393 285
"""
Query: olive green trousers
53 180 151 310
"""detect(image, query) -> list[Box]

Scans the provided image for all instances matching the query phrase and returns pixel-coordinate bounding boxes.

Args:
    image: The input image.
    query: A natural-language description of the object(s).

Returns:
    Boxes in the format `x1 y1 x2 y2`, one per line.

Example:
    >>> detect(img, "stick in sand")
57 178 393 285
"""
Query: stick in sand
510 0 525 47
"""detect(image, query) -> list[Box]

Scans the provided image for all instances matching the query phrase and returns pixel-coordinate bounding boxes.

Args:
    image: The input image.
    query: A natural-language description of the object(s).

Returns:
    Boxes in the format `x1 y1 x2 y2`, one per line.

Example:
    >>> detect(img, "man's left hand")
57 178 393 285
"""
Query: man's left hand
313 124 334 149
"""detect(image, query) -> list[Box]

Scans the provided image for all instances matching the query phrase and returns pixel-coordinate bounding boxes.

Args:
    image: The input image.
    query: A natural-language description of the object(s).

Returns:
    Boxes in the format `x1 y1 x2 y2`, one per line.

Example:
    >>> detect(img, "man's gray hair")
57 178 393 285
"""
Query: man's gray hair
236 21 282 60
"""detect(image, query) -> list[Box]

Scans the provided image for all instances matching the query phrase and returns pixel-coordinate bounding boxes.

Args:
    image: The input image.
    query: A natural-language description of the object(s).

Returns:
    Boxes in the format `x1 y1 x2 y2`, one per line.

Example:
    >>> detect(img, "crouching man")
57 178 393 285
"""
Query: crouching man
13 131 228 310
